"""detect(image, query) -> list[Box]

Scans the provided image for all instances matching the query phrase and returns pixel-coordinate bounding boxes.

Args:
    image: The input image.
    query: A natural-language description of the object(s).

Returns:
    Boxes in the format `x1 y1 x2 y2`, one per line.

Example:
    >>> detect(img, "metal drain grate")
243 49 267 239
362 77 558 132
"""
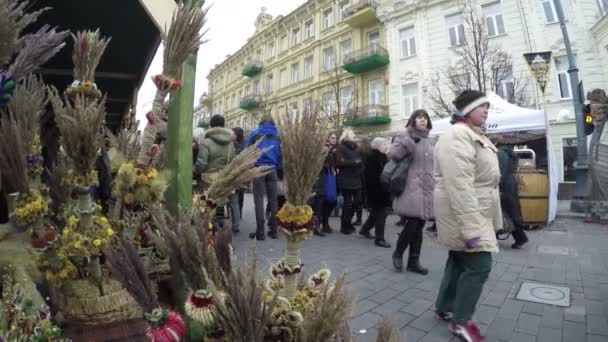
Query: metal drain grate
516 282 570 307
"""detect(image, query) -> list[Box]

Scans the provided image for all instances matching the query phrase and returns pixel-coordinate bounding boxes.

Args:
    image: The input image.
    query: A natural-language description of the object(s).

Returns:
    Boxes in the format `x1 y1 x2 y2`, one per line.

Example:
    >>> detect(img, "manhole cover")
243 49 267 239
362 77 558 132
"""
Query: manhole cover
537 245 570 256
516 282 570 307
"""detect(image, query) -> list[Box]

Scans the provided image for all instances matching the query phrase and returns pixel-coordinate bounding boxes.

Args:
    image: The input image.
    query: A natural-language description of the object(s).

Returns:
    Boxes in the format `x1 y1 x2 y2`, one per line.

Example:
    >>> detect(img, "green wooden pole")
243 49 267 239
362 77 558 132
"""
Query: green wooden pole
166 53 196 215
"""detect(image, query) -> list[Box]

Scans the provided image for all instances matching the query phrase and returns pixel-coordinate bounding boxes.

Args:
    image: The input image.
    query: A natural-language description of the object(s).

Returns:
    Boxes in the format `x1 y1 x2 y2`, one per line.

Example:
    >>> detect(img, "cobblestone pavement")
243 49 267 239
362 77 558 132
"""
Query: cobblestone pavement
232 195 608 342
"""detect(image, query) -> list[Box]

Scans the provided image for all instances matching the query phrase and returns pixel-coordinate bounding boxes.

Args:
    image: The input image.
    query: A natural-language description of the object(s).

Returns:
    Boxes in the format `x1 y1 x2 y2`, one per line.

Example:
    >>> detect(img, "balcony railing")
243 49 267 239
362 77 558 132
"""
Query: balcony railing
344 104 391 127
242 61 263 77
342 0 379 27
239 94 262 110
342 45 389 74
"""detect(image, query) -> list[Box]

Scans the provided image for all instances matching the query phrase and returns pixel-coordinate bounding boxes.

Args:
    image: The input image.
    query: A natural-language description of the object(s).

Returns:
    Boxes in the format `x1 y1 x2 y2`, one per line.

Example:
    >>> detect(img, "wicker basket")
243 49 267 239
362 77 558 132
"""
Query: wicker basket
56 278 143 326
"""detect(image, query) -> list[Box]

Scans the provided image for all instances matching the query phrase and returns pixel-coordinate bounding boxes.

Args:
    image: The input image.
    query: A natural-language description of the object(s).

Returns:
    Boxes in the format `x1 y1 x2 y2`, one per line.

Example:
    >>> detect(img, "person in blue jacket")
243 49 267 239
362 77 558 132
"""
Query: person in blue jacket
244 114 282 241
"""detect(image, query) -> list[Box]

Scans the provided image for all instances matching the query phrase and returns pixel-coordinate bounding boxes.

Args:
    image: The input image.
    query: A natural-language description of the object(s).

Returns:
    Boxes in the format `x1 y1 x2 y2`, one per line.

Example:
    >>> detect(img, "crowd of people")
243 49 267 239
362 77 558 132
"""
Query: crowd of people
192 89 530 342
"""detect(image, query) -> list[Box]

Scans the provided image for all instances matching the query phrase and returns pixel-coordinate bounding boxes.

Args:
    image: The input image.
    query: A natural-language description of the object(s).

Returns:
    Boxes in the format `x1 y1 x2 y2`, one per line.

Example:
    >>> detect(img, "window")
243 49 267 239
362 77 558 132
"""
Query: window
542 0 566 24
238 90 242 102
231 94 236 108
304 20 314 40
340 86 353 114
254 80 261 95
339 1 350 21
483 2 506 37
280 35 287 52
266 74 273 94
562 137 577 182
323 92 334 113
555 56 572 99
279 68 287 88
368 31 380 49
495 67 514 101
291 63 300 83
244 85 250 95
292 28 301 46
323 9 333 29
304 56 314 79
288 102 298 116
597 0 608 16
446 13 465 47
399 27 416 58
267 42 275 59
323 47 335 71
368 79 384 106
340 39 353 63
303 97 313 114
401 83 418 114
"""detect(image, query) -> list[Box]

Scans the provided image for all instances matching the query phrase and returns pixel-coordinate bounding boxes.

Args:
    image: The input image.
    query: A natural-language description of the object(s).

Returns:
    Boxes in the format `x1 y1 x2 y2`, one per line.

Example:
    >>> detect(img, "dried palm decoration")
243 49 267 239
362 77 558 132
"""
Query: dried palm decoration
4 74 47 138
374 319 400 342
49 89 106 177
204 253 277 342
104 237 187 342
271 110 328 299
0 116 29 194
137 2 208 166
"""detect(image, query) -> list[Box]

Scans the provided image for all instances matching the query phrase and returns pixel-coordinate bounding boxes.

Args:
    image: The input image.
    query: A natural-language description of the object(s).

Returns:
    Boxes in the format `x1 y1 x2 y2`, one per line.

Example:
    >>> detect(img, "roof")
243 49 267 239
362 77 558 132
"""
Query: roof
27 0 161 132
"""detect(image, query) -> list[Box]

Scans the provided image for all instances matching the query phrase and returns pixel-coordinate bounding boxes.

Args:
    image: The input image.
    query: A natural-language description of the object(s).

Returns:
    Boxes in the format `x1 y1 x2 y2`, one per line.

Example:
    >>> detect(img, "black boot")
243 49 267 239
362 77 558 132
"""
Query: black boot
406 227 428 275
392 228 409 271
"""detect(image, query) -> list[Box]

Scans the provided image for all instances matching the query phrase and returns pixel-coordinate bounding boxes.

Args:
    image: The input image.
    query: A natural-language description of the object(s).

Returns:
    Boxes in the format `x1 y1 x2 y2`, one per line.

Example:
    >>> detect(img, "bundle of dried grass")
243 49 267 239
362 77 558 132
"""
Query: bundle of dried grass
205 254 276 342
204 142 271 207
0 0 48 66
162 3 208 78
274 111 328 205
106 126 142 168
70 30 110 83
104 236 159 313
49 89 105 176
151 207 208 291
7 25 69 80
46 156 70 218
299 275 354 342
137 2 208 166
375 319 400 342
5 74 47 138
0 116 29 193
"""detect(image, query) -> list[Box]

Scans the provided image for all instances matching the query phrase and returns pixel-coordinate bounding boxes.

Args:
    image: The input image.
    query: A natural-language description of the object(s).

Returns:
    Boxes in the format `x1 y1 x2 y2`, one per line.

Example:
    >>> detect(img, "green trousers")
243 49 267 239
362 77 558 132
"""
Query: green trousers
435 250 492 324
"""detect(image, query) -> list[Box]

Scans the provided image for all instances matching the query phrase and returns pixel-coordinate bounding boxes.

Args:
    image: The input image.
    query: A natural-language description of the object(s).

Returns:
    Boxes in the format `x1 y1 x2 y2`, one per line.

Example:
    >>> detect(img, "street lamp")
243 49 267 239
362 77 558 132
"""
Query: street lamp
553 0 588 212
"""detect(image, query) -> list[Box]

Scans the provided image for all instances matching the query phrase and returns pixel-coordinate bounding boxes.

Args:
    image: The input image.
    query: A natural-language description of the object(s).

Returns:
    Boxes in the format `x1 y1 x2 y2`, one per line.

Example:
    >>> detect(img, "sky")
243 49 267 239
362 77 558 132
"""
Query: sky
136 0 303 128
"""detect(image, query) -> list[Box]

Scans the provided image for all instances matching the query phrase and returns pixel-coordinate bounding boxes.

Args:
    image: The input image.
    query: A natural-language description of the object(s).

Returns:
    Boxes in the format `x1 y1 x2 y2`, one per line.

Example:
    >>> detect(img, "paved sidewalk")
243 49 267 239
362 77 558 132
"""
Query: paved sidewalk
232 196 608 342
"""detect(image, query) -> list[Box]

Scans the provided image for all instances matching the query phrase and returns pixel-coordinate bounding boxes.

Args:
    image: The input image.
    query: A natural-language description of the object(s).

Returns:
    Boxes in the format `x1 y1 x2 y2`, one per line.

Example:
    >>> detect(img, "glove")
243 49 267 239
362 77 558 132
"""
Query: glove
465 237 481 249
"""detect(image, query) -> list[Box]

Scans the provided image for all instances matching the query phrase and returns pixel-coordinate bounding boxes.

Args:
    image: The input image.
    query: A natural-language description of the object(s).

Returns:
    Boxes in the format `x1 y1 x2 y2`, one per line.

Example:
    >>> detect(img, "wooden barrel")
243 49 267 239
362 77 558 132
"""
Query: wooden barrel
516 170 549 224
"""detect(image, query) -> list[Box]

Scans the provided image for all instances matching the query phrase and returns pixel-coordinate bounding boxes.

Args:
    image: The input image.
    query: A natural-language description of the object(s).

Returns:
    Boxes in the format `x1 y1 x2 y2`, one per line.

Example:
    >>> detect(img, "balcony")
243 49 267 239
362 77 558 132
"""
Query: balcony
241 61 263 78
239 94 262 110
342 0 379 27
344 105 391 127
342 45 389 74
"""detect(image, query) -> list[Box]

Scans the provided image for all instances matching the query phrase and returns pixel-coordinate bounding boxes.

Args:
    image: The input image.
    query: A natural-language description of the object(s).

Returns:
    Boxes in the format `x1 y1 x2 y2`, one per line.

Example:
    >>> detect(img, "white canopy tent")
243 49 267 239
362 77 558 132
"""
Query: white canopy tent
430 92 558 223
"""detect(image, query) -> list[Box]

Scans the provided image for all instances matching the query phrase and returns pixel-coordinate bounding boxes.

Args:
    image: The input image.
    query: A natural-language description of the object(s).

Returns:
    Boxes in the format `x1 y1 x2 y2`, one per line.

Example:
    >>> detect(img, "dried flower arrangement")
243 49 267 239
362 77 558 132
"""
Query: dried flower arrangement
0 268 67 341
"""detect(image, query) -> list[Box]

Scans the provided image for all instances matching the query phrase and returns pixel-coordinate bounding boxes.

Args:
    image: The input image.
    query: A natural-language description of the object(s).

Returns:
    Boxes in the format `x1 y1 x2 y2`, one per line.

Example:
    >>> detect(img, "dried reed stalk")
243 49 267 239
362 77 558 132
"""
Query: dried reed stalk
5 74 47 141
49 88 105 176
137 2 208 166
70 30 110 82
104 236 159 313
375 319 400 342
274 111 328 205
0 0 49 66
205 253 276 342
46 157 70 218
7 25 69 80
299 275 354 342
205 142 271 207
0 116 29 193
106 125 141 163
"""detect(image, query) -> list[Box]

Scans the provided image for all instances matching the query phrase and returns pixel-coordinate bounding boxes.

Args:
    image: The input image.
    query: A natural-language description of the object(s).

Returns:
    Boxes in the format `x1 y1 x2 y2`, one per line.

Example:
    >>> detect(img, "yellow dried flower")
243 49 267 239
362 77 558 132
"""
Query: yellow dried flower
106 228 114 236
74 241 81 249
93 239 102 247
68 215 78 226
62 229 70 237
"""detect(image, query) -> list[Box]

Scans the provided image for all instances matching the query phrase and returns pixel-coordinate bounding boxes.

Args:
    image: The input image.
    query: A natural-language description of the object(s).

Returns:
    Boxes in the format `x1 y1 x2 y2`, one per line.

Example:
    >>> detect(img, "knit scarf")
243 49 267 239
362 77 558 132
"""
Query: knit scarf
407 126 429 142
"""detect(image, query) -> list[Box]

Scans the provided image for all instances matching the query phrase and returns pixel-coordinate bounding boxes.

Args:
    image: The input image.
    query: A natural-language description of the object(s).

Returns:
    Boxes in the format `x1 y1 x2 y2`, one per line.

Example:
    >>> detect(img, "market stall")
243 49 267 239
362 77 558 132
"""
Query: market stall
430 92 559 224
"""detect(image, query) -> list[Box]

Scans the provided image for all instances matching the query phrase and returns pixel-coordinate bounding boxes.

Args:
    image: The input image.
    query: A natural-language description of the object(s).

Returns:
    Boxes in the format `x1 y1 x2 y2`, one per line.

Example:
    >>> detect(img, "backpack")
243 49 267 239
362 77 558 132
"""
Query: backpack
380 138 418 197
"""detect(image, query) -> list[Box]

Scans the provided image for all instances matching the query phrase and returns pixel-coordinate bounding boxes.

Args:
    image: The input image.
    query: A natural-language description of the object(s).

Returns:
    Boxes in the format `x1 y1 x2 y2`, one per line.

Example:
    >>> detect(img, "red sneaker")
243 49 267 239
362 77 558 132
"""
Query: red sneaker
449 320 485 342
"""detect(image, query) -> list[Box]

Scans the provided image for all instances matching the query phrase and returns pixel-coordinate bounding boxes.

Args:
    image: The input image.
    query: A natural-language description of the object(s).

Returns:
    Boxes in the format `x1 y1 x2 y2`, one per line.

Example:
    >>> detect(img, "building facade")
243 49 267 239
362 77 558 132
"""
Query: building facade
207 0 390 132
378 0 608 184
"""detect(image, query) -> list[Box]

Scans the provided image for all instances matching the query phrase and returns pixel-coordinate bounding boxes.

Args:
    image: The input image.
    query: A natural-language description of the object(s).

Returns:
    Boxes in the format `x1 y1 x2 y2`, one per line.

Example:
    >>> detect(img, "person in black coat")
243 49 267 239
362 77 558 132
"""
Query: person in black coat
496 142 529 249
336 128 363 234
359 137 392 248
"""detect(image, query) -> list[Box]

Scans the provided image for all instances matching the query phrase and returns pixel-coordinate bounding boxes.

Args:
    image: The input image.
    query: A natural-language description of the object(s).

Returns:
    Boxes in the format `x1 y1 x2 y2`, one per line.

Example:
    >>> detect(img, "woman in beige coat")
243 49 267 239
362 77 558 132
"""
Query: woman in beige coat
433 90 501 342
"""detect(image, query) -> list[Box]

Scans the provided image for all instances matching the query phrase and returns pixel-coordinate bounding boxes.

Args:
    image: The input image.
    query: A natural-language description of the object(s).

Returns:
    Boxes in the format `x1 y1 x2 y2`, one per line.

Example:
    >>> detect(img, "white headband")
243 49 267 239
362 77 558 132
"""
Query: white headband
458 97 490 116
